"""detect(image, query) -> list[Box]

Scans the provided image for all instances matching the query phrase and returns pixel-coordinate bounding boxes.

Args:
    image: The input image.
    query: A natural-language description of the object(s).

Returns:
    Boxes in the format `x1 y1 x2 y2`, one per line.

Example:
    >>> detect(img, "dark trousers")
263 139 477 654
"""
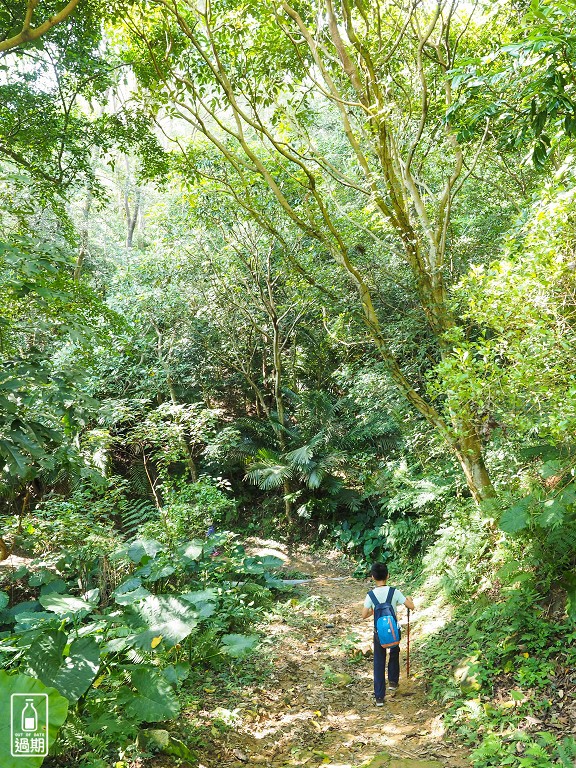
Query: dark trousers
373 634 400 700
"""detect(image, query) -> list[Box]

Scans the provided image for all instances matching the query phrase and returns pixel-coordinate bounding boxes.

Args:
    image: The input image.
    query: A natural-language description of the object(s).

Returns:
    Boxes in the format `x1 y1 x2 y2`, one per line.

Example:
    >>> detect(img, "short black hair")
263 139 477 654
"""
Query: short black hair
370 562 388 581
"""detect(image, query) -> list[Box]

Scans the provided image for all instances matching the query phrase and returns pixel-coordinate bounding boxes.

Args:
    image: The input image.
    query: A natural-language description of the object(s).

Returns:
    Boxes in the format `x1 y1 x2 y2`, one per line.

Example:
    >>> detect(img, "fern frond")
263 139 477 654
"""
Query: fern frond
120 499 157 538
127 461 150 496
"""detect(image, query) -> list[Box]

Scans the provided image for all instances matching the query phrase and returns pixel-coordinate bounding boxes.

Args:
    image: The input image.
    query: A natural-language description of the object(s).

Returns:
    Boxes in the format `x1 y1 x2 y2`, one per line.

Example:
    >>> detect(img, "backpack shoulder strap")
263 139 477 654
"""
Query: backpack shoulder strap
367 589 379 607
384 587 398 621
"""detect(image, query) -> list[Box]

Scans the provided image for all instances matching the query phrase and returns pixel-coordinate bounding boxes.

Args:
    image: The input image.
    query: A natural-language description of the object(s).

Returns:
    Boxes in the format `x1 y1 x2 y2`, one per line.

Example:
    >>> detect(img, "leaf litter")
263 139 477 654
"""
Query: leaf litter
162 543 470 768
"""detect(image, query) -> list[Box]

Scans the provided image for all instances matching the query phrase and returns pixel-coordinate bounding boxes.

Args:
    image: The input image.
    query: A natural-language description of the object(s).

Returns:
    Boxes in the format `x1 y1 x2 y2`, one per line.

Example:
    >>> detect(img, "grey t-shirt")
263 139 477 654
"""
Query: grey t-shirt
364 585 406 612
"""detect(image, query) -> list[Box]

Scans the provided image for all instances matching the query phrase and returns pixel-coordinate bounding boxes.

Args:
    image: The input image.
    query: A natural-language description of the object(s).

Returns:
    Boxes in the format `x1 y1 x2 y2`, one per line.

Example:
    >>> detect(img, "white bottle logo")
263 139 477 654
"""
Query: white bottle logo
21 699 38 731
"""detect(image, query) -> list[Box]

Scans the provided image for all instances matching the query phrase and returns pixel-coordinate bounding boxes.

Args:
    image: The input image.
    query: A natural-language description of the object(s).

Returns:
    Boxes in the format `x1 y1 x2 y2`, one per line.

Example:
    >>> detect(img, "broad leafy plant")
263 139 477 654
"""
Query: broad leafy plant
0 535 282 763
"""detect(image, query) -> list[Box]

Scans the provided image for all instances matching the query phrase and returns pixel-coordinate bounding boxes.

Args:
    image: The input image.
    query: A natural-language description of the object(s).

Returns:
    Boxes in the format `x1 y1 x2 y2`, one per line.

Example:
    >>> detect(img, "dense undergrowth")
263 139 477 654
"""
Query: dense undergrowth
0 481 295 767
415 500 576 768
422 596 576 767
4 453 576 767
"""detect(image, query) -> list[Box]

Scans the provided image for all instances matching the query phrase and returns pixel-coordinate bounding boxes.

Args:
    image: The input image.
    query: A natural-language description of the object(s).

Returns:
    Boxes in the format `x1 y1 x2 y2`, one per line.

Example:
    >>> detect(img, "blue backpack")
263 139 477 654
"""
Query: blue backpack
368 588 401 648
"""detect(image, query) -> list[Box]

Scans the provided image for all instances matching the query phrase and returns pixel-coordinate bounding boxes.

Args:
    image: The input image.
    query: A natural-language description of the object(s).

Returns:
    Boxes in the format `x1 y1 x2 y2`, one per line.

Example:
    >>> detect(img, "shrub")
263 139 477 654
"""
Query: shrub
0 535 282 766
140 477 237 544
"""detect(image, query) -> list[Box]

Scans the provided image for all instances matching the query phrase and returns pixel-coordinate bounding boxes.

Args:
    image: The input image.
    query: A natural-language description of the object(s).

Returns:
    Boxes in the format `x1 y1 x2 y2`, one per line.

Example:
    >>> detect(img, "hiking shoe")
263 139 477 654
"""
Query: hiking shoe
375 698 385 707
388 684 398 696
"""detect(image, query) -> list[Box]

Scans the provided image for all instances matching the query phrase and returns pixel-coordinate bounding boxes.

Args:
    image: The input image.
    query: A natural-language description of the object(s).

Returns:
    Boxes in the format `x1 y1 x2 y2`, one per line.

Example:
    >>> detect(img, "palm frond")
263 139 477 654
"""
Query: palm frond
284 444 314 467
245 448 292 490
305 467 325 490
245 464 292 490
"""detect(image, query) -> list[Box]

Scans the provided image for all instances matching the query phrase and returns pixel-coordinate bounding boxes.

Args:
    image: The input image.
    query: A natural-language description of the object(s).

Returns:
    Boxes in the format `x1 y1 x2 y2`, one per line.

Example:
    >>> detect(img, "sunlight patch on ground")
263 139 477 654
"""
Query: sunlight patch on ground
263 620 294 635
327 711 362 724
240 708 323 738
236 705 369 745
0 554 33 569
323 764 353 767
245 537 290 562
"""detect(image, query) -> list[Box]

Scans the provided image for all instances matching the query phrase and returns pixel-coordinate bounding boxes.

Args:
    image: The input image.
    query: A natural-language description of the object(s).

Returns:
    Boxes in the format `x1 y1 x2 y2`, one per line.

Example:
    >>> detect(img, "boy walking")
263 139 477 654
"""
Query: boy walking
362 562 415 706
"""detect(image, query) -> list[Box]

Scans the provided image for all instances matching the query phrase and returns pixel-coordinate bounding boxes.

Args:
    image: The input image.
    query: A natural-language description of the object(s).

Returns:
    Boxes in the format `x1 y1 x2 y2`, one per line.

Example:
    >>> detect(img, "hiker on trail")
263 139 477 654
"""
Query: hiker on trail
362 562 415 706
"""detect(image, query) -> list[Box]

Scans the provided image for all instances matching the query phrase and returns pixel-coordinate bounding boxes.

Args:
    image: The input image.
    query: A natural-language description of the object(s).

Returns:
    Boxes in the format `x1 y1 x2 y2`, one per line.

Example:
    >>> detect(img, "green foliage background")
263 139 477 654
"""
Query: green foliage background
2 0 576 765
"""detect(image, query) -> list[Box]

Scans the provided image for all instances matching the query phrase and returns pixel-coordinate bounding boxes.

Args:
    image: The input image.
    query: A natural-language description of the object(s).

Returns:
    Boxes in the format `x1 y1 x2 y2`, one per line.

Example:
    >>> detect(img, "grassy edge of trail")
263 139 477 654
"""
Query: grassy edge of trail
413 564 576 768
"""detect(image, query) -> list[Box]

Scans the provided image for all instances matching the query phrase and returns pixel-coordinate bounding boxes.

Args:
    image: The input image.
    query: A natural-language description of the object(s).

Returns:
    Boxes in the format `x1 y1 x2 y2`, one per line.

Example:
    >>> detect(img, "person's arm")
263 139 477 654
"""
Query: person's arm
362 605 373 619
404 596 415 611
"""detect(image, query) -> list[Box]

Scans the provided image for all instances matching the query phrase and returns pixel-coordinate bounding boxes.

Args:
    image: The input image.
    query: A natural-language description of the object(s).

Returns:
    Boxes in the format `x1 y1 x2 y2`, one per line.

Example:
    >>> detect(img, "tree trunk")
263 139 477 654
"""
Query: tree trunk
272 319 285 430
143 452 163 510
74 190 92 282
282 479 293 523
124 155 141 248
125 185 141 248
455 430 495 503
182 448 198 483
271 306 293 521
364 286 496 502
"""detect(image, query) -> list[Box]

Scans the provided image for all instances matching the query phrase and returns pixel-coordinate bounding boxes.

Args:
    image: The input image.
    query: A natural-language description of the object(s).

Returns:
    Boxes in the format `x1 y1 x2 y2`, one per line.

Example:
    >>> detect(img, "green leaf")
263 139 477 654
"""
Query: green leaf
176 541 204 561
179 588 217 604
220 633 258 658
146 564 175 582
284 444 313 466
40 579 67 596
241 557 264 574
259 555 284 569
306 468 324 489
163 663 190 686
137 728 195 759
565 572 576 622
125 668 180 722
363 539 379 556
114 586 152 605
29 570 58 587
510 689 525 701
26 631 100 702
113 577 141 593
0 592 8 610
499 497 532 533
539 459 562 479
112 538 164 563
126 595 198 647
0 440 28 474
559 484 576 506
0 671 69 768
127 538 164 563
38 594 92 616
536 499 564 529
113 578 151 605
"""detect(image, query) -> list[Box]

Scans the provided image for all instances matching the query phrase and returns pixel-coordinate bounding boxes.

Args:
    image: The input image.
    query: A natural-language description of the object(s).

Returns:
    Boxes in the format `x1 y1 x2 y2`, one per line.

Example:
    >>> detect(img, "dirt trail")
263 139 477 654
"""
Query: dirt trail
190 542 470 768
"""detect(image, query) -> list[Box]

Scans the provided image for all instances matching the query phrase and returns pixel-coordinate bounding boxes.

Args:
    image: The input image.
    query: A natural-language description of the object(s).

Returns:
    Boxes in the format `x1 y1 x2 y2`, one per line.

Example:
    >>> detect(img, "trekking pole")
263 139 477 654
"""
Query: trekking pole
406 608 411 678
